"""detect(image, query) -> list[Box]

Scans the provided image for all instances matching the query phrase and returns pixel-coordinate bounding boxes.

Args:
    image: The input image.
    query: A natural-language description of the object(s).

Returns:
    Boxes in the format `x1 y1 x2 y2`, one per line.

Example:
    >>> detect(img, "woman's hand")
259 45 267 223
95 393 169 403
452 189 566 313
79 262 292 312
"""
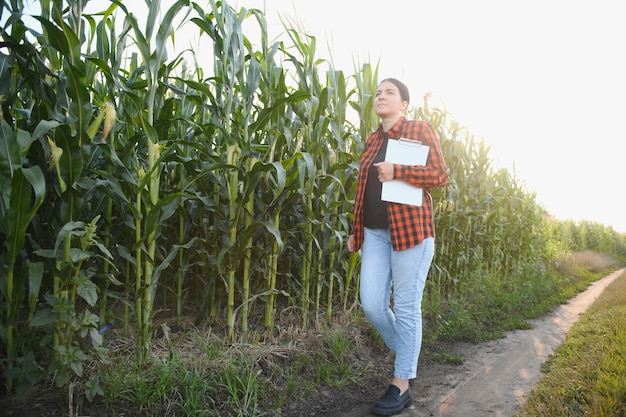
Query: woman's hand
373 161 393 182
347 234 356 252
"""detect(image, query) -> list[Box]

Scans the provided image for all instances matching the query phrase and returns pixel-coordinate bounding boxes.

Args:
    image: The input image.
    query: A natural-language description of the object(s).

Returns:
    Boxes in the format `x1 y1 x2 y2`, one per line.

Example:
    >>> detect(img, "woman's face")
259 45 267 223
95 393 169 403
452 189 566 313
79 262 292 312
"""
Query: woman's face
374 81 408 118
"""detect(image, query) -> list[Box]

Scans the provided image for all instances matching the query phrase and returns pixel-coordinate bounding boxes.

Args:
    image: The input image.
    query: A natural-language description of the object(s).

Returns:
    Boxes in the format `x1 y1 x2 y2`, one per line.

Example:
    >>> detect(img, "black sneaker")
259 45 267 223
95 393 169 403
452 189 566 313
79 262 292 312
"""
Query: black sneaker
372 385 412 416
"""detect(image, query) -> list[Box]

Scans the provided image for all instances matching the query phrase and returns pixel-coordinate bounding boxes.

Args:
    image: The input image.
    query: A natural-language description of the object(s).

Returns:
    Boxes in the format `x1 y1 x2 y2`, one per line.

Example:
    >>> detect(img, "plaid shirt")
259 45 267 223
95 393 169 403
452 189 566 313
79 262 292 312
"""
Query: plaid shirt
352 117 448 251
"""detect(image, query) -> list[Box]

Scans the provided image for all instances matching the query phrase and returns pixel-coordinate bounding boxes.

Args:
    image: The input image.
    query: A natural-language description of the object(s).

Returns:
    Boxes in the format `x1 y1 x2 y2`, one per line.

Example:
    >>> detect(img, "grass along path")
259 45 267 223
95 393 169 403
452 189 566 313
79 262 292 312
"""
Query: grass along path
3 253 623 417
515 268 626 417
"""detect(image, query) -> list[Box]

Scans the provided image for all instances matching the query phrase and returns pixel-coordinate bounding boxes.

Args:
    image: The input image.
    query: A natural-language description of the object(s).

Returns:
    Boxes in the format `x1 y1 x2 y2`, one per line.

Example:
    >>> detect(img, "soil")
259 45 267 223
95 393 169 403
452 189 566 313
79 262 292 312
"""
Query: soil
3 269 623 417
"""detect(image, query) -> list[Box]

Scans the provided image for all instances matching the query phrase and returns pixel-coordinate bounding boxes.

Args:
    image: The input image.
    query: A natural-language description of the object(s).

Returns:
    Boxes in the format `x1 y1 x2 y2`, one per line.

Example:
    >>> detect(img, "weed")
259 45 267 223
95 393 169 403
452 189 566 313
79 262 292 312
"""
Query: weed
219 354 266 417
324 328 354 359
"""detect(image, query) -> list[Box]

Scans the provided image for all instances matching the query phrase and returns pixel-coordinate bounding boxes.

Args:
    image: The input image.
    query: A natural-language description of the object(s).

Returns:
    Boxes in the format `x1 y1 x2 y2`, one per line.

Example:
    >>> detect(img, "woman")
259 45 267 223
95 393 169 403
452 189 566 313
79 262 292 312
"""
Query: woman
347 78 448 416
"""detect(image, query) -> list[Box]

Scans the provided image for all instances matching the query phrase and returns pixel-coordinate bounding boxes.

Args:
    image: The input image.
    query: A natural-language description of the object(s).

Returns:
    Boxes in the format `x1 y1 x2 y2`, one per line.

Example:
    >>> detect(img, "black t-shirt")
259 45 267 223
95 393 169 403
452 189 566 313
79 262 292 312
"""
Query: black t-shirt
363 134 389 229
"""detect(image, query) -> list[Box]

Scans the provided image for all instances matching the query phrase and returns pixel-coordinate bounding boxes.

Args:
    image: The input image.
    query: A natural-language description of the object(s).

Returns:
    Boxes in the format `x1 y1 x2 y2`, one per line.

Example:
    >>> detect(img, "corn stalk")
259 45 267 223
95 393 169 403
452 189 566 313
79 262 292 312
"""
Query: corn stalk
112 0 191 361
0 122 46 391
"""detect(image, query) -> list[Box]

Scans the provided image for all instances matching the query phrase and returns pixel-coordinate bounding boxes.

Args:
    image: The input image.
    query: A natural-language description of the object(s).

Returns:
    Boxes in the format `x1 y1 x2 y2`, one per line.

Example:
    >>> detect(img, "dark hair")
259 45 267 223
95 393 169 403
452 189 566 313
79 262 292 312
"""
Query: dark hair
380 78 410 105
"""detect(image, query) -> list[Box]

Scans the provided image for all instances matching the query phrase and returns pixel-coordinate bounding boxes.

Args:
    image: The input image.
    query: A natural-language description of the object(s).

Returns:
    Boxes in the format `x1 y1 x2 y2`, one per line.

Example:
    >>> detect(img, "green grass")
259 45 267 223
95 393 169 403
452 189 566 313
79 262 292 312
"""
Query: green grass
89 321 372 416
4 251 623 416
422 251 623 351
96 248 620 416
515 268 626 417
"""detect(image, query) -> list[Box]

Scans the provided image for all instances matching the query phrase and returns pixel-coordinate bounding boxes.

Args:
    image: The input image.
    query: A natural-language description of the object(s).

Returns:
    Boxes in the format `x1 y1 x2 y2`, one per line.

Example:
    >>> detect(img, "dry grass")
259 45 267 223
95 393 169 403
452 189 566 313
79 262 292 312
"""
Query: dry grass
556 249 624 276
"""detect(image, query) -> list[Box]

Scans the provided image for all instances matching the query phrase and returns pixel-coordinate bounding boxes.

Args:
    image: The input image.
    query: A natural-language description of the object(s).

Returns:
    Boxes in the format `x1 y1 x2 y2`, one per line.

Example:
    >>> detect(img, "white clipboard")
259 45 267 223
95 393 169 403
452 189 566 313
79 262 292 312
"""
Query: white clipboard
381 138 430 206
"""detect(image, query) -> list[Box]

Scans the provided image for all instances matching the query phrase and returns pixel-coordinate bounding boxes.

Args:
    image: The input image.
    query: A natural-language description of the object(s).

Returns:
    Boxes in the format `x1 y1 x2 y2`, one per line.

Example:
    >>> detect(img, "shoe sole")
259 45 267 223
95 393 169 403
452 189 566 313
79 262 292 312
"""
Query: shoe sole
372 398 413 416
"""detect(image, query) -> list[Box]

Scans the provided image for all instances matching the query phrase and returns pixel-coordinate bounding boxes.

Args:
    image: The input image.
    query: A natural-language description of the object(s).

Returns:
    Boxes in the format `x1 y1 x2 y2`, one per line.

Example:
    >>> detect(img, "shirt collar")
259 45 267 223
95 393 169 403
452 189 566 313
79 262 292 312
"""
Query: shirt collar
379 116 407 138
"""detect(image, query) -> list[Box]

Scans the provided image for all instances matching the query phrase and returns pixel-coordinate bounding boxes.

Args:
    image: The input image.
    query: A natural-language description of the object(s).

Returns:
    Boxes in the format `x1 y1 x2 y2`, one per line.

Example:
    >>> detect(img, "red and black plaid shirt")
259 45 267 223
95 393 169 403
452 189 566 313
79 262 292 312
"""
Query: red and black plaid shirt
352 117 448 251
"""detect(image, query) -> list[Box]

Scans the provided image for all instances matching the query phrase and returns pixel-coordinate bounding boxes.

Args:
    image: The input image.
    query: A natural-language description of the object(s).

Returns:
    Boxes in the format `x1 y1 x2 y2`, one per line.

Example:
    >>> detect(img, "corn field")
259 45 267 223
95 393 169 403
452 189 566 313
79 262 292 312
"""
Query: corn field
1 0 625 397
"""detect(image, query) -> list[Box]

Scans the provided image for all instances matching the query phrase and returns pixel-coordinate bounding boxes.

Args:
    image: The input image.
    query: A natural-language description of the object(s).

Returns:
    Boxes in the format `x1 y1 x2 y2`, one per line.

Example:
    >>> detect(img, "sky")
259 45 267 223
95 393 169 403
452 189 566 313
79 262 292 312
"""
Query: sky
70 1 626 233
227 0 626 233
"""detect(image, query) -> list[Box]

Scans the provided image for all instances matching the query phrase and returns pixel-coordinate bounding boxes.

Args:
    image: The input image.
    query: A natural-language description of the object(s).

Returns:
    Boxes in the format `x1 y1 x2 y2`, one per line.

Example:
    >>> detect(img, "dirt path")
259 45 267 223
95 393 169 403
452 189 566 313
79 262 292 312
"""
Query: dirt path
341 268 625 417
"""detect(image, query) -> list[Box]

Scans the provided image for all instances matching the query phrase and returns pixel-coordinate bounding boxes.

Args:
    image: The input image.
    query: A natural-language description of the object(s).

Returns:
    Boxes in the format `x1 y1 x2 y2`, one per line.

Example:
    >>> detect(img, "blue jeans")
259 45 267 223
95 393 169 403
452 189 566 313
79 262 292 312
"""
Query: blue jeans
359 228 434 380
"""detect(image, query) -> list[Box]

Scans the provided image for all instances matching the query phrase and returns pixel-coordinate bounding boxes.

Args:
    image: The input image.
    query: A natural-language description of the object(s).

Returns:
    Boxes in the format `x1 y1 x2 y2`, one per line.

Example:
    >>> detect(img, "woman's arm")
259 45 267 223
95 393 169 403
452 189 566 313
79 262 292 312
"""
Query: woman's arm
393 122 448 188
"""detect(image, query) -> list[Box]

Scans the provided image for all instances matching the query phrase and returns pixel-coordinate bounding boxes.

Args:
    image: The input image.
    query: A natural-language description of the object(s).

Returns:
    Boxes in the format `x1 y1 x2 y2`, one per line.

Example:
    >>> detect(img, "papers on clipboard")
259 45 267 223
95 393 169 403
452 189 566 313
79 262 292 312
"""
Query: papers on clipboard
381 138 430 206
